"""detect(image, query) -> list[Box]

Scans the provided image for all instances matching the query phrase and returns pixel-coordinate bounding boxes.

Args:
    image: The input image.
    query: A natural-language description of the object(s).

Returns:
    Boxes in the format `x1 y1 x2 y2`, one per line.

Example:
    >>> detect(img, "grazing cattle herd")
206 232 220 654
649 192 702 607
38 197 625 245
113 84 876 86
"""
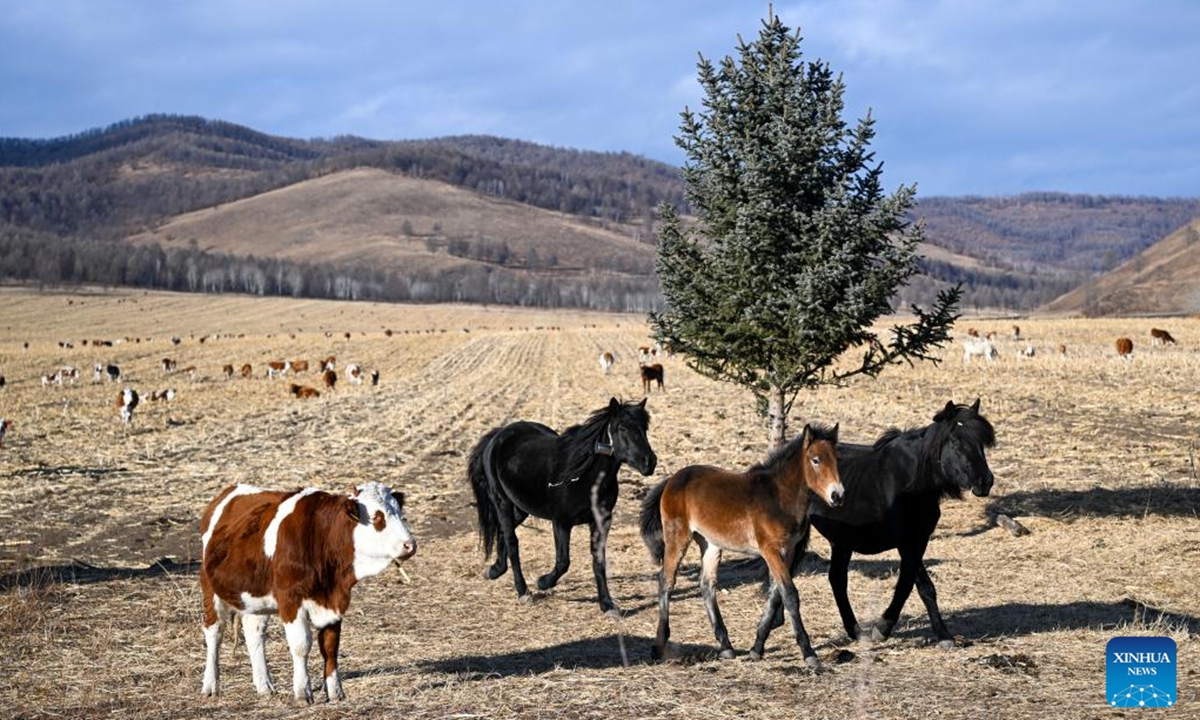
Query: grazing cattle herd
0 319 1190 706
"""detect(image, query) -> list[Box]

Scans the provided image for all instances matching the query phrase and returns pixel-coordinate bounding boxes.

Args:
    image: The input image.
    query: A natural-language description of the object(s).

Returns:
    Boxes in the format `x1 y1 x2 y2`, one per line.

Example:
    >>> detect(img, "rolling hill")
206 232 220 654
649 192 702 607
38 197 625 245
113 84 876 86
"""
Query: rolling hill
4 115 1200 312
1040 219 1200 316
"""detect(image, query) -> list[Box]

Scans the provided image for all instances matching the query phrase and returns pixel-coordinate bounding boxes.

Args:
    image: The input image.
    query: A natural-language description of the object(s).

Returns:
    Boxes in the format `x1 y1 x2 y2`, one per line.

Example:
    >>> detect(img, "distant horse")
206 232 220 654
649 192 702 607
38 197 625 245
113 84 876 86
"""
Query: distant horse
468 398 657 614
805 400 995 649
640 363 664 393
599 351 615 375
640 424 843 664
962 338 998 365
1149 328 1177 346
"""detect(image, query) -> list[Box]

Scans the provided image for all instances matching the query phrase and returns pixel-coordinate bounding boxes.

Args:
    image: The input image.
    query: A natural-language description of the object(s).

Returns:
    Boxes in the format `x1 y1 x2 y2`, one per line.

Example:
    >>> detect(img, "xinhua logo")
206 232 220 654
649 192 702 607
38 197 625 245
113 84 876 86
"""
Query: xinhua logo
1107 636 1177 708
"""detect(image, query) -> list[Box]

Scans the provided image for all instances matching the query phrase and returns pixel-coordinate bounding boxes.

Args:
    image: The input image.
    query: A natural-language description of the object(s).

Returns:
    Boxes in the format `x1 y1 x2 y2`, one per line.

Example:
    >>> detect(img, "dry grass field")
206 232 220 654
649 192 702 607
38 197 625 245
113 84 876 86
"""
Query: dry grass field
1 287 1197 719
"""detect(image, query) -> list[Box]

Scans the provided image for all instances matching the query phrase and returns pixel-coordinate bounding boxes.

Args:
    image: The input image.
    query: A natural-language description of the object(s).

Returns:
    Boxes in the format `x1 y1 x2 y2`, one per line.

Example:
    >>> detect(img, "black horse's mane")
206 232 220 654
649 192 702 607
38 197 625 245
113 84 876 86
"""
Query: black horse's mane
870 403 995 497
559 400 651 482
751 423 839 476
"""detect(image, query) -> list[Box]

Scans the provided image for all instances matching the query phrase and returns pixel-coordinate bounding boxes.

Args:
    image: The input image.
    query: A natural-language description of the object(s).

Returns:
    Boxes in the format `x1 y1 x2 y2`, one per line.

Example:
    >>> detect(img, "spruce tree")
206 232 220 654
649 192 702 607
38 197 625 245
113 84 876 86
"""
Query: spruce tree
651 11 961 449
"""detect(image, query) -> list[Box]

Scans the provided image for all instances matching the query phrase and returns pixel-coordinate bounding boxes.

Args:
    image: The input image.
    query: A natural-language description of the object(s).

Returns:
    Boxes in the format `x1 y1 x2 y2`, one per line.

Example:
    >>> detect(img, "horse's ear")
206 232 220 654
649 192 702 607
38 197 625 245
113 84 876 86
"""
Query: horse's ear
637 397 647 409
609 397 621 411
970 397 981 413
800 424 812 445
831 423 839 443
943 401 956 415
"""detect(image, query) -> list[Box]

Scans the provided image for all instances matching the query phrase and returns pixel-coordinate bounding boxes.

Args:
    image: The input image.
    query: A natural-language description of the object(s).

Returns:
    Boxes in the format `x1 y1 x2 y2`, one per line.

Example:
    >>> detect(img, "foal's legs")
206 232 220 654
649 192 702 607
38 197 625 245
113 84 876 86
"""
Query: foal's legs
653 521 692 660
698 542 734 658
915 562 955 648
753 547 819 666
537 521 572 591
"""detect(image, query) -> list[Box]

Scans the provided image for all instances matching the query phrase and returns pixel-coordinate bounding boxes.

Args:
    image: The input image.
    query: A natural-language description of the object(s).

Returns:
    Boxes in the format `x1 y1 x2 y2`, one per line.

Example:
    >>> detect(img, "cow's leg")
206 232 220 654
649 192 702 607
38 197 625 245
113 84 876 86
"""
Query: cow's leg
283 614 314 703
201 589 233 696
241 613 276 694
537 521 572 590
317 622 345 701
699 541 734 658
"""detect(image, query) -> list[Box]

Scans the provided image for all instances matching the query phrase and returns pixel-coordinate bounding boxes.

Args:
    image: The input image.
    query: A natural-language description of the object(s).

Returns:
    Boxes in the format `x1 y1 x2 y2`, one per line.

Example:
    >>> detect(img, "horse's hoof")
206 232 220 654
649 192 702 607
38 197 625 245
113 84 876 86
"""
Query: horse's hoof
719 649 736 660
804 655 821 669
603 607 623 619
517 593 534 605
937 638 956 651
536 576 558 591
748 650 763 661
485 567 506 580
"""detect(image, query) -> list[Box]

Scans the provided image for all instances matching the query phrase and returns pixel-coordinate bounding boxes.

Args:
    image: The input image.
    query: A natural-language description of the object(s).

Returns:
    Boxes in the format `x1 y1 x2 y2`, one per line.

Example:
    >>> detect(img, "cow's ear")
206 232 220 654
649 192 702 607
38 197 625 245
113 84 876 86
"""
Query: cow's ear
391 490 405 511
348 484 359 498
345 497 361 522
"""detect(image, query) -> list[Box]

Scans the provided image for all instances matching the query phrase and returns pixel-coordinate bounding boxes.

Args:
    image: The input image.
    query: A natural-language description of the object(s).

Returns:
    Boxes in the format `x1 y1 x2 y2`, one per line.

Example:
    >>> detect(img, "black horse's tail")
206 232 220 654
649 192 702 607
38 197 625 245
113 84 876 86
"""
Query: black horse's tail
639 479 668 564
467 427 504 559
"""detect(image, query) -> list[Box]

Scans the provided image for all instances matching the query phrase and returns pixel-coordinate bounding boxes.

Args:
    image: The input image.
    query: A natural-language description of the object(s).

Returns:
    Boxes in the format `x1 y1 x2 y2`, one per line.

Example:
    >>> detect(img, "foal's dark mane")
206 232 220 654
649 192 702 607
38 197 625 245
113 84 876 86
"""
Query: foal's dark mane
870 403 995 497
559 401 651 482
751 424 839 477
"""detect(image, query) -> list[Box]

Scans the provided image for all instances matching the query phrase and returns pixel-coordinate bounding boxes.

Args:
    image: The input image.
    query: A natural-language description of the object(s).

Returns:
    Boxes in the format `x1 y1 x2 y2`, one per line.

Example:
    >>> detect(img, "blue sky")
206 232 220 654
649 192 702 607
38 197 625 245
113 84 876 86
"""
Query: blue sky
1 1 1197 197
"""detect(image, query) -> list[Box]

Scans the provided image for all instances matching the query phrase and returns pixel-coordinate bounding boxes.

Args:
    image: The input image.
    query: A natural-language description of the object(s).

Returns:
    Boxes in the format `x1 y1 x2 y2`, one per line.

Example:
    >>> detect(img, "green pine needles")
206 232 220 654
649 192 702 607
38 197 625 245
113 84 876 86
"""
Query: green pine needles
650 11 961 448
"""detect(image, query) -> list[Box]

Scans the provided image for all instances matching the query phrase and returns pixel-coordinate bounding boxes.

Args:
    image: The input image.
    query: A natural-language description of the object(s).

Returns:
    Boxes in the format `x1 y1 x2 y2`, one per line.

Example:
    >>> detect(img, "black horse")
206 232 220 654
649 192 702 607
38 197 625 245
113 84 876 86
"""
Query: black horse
805 399 995 648
468 397 657 614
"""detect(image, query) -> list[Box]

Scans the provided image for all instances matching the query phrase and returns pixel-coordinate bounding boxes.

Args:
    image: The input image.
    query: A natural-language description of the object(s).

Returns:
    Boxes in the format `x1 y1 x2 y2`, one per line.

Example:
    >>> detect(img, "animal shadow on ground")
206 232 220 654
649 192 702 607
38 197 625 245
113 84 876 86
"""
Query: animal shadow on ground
397 636 717 682
985 486 1200 520
939 600 1200 640
0 558 198 591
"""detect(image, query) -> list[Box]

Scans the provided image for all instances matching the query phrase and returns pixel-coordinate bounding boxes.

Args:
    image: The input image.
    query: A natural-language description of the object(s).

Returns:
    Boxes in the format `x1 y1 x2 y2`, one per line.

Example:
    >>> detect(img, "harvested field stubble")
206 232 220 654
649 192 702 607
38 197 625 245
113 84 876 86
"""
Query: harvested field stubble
0 288 1196 719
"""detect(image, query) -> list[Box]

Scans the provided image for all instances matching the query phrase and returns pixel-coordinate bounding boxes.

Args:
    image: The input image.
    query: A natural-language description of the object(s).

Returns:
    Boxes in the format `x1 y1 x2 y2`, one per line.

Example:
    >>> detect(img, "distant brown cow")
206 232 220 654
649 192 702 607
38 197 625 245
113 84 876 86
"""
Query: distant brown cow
966 328 980 338
222 364 234 380
266 361 290 379
1115 337 1134 358
162 358 178 373
240 363 253 378
290 360 310 373
290 384 320 399
319 356 336 372
640 363 665 394
1149 328 1177 346
1057 343 1067 356
322 369 337 389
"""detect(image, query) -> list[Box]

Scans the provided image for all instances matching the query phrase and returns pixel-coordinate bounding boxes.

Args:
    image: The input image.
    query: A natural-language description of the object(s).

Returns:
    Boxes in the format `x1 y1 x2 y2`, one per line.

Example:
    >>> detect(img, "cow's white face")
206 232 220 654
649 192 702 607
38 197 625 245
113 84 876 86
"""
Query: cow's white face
351 481 416 580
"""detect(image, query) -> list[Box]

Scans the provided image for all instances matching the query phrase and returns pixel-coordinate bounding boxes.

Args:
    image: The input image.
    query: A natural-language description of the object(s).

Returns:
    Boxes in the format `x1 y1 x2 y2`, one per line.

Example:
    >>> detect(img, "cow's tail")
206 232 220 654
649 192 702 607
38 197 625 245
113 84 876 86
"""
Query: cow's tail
467 427 505 559
639 478 668 565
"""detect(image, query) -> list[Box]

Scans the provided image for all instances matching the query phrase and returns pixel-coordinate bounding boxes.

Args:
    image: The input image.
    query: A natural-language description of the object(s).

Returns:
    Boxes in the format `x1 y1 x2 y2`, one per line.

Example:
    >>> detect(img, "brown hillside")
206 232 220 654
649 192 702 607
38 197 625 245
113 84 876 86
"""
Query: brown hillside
126 167 655 276
1040 219 1200 316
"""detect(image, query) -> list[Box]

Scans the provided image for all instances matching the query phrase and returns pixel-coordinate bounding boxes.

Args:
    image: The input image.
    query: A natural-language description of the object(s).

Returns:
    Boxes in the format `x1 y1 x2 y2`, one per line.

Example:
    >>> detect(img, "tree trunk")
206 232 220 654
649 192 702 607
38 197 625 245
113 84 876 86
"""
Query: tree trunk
767 385 788 452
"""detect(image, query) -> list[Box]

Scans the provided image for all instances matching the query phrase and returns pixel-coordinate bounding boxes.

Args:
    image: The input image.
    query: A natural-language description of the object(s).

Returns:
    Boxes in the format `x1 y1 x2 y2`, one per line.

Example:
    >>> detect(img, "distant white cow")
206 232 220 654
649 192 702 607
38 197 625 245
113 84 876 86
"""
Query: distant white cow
963 338 999 365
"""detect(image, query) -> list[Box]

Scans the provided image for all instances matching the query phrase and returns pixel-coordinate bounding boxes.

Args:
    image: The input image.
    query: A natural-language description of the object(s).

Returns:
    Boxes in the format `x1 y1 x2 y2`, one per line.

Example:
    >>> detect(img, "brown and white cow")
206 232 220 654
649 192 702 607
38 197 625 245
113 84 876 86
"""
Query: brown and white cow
599 351 615 375
319 356 337 373
345 364 363 385
266 361 291 379
1116 337 1134 358
241 363 253 379
291 360 310 373
321 369 337 389
118 387 139 424
0 418 12 447
222 364 235 380
369 369 379 387
162 358 178 373
199 482 415 702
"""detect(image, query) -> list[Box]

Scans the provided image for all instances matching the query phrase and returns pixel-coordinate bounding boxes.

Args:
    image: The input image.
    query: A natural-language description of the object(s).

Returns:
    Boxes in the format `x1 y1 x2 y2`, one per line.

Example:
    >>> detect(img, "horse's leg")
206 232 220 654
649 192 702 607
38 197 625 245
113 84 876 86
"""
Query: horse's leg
698 542 734 658
485 530 508 579
828 544 862 640
874 542 924 640
750 582 783 660
653 521 691 660
763 547 819 667
537 521 572 591
589 513 618 615
915 562 955 648
492 494 530 601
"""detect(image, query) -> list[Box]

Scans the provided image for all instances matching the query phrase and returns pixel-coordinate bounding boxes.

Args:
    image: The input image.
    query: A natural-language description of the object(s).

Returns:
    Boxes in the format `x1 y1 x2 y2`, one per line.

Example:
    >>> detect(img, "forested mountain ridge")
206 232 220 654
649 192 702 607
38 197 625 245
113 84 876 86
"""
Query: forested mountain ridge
2 115 1198 312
